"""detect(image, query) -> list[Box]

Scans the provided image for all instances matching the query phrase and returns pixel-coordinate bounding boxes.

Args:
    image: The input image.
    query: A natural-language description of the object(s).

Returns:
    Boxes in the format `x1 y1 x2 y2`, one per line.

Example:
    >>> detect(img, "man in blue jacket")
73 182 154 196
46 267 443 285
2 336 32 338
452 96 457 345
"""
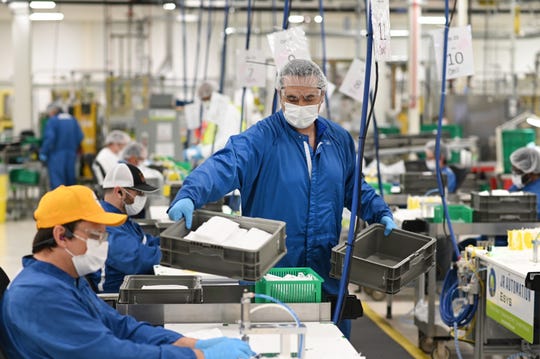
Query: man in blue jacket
0 185 253 359
168 59 396 338
39 103 84 189
95 162 162 293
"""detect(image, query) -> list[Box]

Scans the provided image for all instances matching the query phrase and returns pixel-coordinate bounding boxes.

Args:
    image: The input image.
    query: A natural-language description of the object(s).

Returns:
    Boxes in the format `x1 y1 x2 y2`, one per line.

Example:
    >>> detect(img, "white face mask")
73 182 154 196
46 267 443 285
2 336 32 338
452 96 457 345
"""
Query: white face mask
65 238 108 277
282 103 319 129
512 174 524 189
123 190 147 216
426 159 436 171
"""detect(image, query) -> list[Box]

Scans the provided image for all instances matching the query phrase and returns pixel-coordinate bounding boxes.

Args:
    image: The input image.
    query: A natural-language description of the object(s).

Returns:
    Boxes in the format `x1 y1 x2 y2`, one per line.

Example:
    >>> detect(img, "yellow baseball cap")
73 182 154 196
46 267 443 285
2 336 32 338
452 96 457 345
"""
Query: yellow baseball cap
34 185 127 229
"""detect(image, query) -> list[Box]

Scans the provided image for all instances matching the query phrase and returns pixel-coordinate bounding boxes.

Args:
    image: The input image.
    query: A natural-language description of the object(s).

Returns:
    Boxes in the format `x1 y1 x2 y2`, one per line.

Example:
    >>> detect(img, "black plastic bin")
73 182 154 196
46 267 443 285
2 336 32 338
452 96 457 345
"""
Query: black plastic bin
330 224 436 294
160 210 286 281
118 275 203 304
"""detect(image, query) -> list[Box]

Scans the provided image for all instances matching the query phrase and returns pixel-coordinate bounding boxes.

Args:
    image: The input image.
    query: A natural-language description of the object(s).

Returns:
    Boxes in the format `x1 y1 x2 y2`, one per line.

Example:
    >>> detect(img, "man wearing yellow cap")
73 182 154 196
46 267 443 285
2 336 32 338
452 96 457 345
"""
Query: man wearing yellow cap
0 185 254 359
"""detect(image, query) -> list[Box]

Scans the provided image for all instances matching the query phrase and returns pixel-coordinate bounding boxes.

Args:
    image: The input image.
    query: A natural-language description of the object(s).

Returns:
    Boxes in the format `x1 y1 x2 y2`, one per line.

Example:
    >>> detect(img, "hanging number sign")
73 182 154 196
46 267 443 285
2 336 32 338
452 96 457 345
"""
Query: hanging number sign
339 58 366 102
236 49 267 87
431 25 475 80
206 92 231 127
267 27 311 71
372 0 392 61
183 102 202 130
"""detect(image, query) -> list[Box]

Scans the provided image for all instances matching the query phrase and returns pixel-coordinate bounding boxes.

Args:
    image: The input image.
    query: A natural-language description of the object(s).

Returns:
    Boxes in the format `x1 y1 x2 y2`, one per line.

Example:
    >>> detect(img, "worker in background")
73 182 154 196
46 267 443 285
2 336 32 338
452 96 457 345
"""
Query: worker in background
509 146 540 217
93 163 161 293
424 139 457 193
93 130 131 185
39 103 84 190
0 185 254 359
168 59 396 338
122 141 165 189
185 81 242 161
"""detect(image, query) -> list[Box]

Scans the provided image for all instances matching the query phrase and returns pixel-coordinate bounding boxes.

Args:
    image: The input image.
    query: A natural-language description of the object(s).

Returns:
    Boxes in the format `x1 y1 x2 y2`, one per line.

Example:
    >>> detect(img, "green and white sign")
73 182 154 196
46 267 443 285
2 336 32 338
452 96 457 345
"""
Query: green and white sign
486 264 535 343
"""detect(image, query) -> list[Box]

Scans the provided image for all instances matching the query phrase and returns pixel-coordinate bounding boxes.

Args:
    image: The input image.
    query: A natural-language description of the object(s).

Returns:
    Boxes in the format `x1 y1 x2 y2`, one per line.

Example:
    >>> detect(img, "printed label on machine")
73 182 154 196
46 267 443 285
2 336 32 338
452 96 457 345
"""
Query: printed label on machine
486 264 535 343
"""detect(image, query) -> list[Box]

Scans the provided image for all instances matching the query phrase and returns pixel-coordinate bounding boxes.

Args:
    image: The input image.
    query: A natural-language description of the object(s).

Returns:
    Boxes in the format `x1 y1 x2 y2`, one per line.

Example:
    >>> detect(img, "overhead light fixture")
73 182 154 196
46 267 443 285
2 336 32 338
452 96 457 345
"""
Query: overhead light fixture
419 16 446 25
30 1 56 9
225 27 235 35
176 14 198 22
288 15 304 24
163 2 176 10
8 1 28 9
29 12 64 21
314 15 323 23
390 29 409 37
526 115 540 128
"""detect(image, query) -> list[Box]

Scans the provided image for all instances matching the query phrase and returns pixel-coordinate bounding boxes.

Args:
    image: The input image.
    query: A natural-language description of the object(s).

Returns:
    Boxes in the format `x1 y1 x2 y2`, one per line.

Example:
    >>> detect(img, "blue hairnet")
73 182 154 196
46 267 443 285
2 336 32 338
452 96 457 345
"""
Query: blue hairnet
425 140 450 159
276 59 328 91
510 147 540 174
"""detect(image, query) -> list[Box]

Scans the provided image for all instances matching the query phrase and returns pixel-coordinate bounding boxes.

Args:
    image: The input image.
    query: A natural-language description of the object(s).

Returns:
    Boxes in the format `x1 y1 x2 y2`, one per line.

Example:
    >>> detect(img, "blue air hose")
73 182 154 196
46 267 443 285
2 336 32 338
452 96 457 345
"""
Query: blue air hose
318 0 332 121
271 0 290 114
239 0 253 133
371 91 384 200
179 0 188 101
434 0 460 261
333 0 374 325
252 294 304 358
218 0 230 93
190 1 205 101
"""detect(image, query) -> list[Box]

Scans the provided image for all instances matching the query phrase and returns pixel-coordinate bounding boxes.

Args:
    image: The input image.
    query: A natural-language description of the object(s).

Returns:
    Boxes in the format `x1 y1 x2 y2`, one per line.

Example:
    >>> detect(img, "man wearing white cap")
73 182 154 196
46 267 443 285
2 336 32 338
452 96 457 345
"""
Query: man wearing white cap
91 162 161 293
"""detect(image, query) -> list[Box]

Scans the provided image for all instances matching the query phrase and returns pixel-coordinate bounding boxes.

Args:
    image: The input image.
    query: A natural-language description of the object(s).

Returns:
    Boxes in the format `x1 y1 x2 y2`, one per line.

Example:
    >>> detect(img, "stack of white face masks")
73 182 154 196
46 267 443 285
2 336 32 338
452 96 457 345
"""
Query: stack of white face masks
185 216 272 250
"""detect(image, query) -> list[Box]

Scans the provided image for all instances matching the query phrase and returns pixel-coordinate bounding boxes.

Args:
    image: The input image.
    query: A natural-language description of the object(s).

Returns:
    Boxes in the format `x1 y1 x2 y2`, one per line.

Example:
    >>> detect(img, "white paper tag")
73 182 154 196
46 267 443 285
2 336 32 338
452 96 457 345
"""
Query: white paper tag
206 92 231 127
339 59 366 102
431 25 475 80
236 48 267 87
372 0 392 61
267 27 311 71
183 102 203 130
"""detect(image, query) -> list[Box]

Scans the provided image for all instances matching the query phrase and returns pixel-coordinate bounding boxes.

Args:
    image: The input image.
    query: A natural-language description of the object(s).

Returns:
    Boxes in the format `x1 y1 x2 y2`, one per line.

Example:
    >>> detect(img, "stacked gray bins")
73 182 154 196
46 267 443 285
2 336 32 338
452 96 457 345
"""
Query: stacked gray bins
400 172 447 195
471 191 537 222
330 224 436 294
160 210 286 281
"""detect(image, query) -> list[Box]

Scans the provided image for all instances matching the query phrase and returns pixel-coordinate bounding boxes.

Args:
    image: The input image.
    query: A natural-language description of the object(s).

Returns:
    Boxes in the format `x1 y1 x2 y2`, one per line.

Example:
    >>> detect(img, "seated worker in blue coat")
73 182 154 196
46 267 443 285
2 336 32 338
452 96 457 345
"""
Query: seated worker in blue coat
91 163 162 293
0 185 254 359
509 146 540 217
424 139 457 193
168 59 397 338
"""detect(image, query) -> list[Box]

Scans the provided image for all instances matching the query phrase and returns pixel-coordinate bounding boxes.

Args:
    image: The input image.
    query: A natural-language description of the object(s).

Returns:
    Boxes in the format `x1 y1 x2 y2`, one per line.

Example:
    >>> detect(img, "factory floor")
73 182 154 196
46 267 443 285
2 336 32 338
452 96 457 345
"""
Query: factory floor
0 218 515 358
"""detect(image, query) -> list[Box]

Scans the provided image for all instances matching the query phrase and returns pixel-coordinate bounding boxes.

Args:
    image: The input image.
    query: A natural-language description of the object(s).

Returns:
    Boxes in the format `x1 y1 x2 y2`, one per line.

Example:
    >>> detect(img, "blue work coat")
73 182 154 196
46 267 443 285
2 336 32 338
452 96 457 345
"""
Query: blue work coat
442 166 457 193
171 111 393 296
509 177 540 219
94 201 162 293
40 113 84 189
0 256 195 359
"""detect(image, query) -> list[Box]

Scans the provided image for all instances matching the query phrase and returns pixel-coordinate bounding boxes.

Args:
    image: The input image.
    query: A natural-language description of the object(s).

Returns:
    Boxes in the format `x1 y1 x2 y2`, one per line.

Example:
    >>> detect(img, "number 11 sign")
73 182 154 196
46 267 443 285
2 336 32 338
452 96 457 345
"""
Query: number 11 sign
431 25 475 80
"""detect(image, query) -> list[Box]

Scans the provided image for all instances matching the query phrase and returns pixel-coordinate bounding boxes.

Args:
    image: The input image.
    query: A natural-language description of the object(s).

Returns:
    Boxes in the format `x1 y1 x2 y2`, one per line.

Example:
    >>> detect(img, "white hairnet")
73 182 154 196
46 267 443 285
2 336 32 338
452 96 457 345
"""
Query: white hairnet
122 142 147 161
276 59 328 91
105 130 131 145
510 147 540 174
425 140 450 159
46 102 63 114
197 81 216 100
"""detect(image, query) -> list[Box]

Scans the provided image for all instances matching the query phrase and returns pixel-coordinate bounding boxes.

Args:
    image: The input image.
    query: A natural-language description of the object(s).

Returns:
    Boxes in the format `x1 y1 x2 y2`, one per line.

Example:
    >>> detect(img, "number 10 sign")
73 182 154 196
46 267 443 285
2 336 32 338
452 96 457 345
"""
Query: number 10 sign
431 25 475 80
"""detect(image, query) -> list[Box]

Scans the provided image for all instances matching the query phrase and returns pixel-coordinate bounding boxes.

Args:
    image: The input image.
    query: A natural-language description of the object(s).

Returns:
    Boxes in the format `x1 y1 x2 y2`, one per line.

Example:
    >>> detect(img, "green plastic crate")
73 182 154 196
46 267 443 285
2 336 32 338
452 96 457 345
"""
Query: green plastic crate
433 204 473 223
255 267 324 303
9 169 40 185
502 129 536 173
421 124 463 138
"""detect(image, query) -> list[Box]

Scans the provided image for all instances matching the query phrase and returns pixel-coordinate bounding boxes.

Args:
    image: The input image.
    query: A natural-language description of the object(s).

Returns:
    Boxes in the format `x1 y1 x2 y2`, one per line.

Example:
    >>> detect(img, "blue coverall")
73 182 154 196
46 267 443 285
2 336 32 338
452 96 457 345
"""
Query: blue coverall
40 113 84 189
442 166 457 193
509 177 540 218
0 256 196 359
92 201 162 293
170 110 393 337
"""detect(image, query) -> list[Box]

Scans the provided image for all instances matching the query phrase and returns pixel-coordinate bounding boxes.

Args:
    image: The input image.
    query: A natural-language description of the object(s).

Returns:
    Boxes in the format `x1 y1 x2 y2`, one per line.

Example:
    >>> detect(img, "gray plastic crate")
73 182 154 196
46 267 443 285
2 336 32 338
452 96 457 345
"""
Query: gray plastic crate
330 224 436 294
400 172 447 195
473 211 537 222
160 210 287 281
471 191 536 213
118 275 202 304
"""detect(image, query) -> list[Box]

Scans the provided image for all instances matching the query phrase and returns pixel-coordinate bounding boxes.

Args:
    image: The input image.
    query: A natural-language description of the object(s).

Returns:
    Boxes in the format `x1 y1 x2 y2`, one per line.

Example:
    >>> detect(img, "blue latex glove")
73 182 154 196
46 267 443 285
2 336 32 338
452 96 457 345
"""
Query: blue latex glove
381 216 397 236
184 146 203 161
168 198 194 228
194 337 229 350
202 338 255 359
39 153 47 162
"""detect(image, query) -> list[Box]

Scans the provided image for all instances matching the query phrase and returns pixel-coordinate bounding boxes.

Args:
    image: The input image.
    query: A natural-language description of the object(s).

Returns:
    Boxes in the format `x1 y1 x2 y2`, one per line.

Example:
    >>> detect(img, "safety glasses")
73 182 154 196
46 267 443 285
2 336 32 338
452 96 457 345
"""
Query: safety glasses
65 227 109 245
